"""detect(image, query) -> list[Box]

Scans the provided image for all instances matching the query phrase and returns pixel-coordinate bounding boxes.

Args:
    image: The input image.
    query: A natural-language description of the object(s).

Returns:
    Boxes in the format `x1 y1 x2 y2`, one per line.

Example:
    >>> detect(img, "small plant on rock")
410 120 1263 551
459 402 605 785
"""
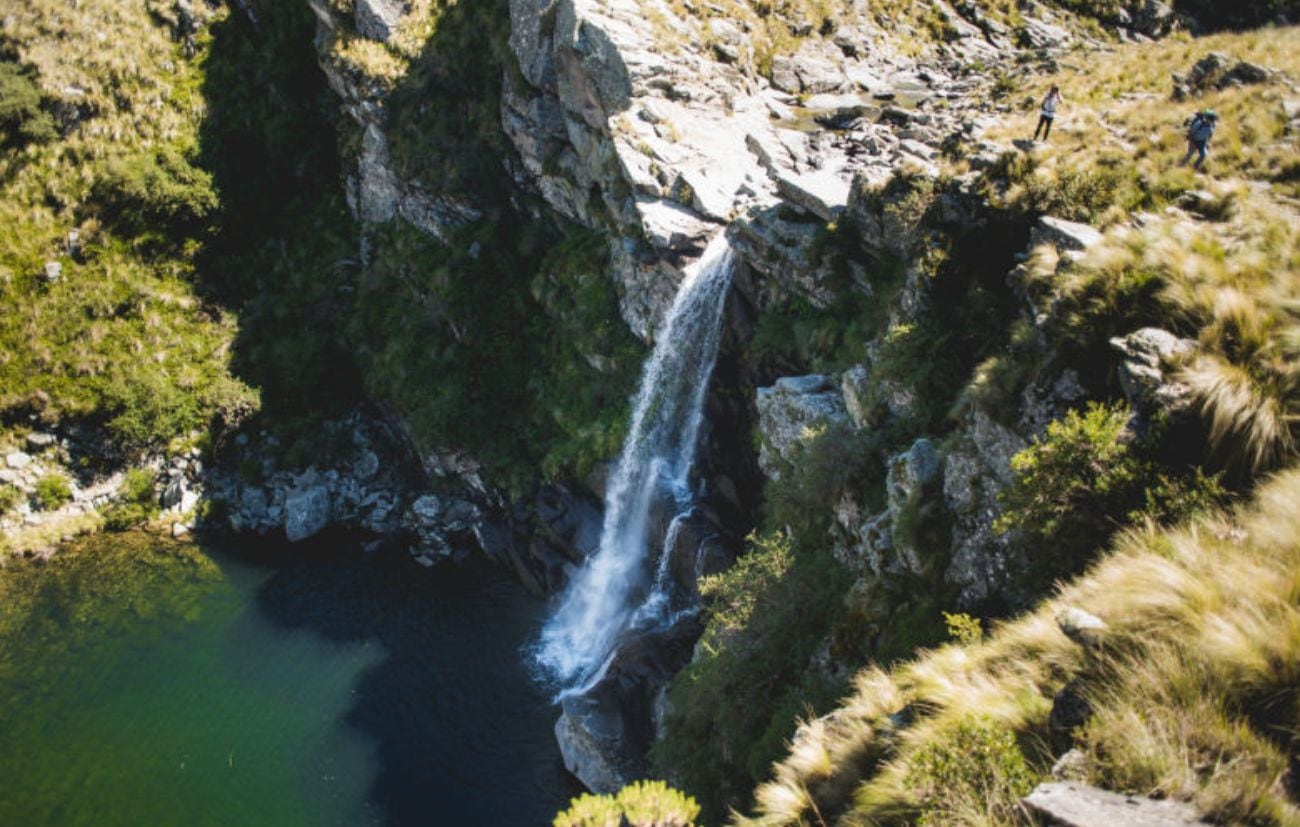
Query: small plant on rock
0 483 22 516
33 473 72 511
905 716 1039 826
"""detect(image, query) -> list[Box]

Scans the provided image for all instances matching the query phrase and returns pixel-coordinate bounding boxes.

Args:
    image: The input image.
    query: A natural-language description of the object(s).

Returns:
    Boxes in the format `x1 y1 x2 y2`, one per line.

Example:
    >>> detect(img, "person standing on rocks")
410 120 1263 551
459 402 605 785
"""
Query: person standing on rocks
1032 85 1063 142
1181 109 1217 171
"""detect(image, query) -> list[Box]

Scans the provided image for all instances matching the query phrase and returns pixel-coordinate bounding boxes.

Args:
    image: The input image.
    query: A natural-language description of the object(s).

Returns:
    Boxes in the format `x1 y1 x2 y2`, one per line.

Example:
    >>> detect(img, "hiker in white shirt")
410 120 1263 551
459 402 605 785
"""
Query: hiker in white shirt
1032 85 1062 142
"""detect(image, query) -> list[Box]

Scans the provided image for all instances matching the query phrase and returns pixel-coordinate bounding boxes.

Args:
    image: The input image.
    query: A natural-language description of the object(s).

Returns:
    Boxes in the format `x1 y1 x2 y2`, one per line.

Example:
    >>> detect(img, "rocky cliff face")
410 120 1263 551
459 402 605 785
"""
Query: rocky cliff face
294 0 1236 799
499 0 1089 338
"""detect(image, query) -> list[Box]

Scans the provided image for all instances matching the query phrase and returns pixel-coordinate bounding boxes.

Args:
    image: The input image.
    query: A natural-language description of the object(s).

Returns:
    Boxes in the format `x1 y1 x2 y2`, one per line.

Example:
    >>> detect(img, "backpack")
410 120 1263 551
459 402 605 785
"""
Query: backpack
1188 115 1215 143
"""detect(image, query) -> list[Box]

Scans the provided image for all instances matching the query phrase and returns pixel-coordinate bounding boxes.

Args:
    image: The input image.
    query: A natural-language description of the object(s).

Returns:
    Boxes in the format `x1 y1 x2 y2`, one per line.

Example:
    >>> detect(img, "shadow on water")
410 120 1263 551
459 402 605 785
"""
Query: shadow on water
230 534 584 826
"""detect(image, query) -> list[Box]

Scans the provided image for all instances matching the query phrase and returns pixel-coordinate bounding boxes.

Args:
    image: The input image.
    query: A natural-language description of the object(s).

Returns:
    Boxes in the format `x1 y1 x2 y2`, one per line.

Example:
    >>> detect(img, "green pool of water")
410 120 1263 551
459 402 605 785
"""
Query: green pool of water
0 533 579 826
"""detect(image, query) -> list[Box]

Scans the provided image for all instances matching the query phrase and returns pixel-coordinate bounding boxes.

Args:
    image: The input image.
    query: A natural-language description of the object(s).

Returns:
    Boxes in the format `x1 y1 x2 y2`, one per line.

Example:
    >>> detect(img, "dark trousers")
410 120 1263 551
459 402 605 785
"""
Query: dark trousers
1033 114 1054 140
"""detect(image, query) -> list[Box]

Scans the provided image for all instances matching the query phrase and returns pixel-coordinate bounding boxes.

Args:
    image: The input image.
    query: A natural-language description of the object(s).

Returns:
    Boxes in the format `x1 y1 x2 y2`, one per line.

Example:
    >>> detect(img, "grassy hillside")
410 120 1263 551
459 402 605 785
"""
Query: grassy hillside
744 464 1300 826
0 0 257 452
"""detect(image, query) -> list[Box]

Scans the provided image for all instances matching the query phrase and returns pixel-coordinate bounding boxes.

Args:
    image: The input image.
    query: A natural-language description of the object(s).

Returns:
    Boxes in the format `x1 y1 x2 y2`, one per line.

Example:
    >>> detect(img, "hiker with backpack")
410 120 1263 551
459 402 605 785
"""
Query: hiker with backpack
1181 109 1218 171
1032 85 1063 142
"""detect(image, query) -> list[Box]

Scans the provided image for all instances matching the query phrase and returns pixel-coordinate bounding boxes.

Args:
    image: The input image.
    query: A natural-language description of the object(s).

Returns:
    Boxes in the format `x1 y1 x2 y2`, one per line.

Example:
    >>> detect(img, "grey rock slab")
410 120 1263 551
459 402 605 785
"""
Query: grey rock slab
355 0 405 43
25 432 56 452
1036 216 1103 252
284 484 331 542
775 374 834 394
1056 606 1107 649
1023 782 1211 826
776 168 852 221
554 710 628 794
5 451 31 470
633 197 715 252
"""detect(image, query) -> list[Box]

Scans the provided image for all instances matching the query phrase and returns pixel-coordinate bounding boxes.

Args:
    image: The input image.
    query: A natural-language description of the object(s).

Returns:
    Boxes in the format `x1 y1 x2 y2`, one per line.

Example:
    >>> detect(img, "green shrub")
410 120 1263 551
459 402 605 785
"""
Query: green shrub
651 530 852 822
33 473 72 511
0 61 56 147
553 780 699 827
0 483 21 515
944 611 984 645
765 422 883 540
905 716 1039 826
93 147 218 233
996 402 1226 589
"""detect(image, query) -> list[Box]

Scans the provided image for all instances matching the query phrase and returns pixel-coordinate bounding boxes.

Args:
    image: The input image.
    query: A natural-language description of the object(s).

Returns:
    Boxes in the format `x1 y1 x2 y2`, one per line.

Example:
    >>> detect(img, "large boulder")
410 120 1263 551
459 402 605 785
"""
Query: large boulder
1034 216 1103 254
555 704 631 794
1173 53 1273 100
284 482 331 542
405 493 482 561
1111 328 1194 419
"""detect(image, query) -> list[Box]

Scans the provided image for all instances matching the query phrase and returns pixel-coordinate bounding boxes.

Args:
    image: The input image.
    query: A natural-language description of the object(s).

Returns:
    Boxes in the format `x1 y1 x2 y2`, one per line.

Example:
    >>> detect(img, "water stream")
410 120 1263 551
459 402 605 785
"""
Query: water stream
535 235 737 696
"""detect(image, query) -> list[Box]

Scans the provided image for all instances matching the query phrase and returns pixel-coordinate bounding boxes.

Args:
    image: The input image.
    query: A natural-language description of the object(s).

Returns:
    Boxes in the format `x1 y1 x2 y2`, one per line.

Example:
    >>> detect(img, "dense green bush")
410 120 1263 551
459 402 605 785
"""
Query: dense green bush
996 402 1225 588
33 473 72 511
0 61 56 147
905 716 1039 826
765 422 883 539
93 147 218 233
652 530 851 822
553 780 699 827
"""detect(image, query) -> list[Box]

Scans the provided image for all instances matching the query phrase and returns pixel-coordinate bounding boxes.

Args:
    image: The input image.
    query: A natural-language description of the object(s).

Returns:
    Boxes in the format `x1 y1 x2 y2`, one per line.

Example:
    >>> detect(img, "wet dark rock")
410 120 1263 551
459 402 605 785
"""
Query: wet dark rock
1049 678 1092 751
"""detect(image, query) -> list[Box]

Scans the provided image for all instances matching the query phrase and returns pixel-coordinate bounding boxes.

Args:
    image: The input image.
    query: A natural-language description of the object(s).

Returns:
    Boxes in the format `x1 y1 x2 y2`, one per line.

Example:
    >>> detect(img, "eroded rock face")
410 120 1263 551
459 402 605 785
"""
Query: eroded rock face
503 0 1079 338
355 0 406 43
943 412 1027 607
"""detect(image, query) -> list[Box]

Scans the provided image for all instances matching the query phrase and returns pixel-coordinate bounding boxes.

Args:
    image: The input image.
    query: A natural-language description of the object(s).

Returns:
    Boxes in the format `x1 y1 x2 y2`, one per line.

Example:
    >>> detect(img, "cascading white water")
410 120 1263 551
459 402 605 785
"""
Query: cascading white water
536 234 737 696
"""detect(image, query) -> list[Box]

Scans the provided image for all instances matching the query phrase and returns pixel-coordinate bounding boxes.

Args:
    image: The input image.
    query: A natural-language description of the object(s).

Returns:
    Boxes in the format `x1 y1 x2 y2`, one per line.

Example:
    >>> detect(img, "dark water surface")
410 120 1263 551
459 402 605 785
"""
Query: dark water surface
0 533 581 826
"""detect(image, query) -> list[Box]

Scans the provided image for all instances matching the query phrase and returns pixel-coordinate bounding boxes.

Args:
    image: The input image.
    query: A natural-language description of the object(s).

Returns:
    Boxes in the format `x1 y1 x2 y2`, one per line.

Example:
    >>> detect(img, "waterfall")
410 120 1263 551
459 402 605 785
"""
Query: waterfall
536 234 737 696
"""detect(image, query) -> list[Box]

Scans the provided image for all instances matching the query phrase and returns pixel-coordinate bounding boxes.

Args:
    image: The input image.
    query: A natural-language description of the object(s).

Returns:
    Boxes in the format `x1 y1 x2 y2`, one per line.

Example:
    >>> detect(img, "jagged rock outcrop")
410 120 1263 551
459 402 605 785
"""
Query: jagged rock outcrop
943 411 1028 607
502 0 1084 337
1111 328 1195 430
305 0 482 241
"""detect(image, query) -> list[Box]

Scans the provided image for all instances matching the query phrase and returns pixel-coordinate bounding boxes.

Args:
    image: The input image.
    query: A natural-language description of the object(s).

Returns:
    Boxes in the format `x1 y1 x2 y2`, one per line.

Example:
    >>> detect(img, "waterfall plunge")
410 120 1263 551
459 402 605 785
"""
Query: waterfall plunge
536 234 737 697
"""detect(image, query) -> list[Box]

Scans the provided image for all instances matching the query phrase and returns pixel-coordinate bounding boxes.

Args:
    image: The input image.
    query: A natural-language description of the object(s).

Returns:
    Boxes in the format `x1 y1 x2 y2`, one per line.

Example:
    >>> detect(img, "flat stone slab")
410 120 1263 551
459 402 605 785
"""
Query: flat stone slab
775 168 852 221
1036 216 1103 252
1023 782 1211 826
